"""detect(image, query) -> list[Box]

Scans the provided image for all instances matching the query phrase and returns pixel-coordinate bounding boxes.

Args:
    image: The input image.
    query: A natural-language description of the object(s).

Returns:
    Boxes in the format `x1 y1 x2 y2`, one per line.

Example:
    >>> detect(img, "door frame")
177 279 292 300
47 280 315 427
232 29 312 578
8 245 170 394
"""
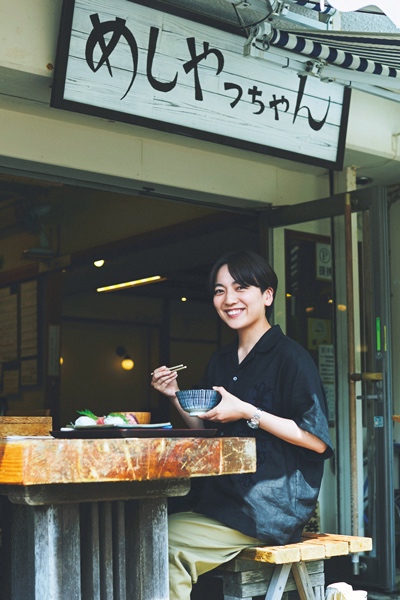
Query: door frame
260 186 396 591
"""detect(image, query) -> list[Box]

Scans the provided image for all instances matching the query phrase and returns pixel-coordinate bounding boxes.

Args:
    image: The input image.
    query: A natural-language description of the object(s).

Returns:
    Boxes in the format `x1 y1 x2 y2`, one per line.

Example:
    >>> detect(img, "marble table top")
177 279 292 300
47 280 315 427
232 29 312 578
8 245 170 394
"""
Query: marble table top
0 436 256 486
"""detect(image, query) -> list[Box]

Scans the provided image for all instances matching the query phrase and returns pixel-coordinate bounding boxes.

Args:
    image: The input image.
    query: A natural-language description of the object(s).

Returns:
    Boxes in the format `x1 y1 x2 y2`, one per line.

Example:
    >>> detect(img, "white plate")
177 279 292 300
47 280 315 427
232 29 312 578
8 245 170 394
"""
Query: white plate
116 422 172 429
73 422 172 429
73 424 115 429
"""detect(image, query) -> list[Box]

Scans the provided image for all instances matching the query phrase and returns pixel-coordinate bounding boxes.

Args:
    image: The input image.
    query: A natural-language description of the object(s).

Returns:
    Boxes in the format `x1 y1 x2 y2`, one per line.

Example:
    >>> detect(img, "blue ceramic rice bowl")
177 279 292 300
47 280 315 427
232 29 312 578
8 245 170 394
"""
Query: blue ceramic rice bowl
176 389 220 416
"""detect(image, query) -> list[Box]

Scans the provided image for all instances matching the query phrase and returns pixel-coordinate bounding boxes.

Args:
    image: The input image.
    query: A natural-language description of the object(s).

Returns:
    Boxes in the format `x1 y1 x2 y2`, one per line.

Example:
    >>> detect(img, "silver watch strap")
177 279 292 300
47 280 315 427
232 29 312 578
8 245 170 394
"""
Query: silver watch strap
247 408 263 429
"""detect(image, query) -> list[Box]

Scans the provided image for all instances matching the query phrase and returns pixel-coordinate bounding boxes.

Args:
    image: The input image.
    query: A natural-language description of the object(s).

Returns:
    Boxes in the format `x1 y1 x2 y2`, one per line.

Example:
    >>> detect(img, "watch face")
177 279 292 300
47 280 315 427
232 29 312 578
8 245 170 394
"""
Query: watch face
247 420 258 429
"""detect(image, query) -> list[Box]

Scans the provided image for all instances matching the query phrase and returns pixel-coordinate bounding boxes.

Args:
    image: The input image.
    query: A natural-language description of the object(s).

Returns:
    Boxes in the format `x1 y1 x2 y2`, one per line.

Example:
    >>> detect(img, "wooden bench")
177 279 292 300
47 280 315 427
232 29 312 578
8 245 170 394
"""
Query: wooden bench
217 533 372 600
0 416 52 437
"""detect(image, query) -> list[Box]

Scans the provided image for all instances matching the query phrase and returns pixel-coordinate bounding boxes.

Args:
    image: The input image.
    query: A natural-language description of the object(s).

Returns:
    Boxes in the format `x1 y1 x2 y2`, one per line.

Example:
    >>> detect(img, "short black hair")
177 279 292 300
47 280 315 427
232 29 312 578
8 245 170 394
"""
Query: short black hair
208 250 278 319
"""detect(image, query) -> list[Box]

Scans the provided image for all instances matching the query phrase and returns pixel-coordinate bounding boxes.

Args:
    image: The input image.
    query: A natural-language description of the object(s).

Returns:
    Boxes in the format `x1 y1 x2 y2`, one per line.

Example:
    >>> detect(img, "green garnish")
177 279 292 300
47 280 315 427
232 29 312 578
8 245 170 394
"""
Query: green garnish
76 409 129 424
108 412 129 423
77 409 98 420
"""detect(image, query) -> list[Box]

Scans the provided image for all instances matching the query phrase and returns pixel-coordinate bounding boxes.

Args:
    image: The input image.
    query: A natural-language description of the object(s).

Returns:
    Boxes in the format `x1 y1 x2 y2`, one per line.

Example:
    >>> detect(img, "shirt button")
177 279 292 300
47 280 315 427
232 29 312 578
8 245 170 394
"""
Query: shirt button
233 376 238 381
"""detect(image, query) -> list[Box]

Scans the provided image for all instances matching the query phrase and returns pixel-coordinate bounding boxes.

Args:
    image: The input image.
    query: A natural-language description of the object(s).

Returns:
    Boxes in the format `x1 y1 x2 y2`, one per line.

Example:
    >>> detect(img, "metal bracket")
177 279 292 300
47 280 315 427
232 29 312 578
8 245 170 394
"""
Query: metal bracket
298 59 329 79
244 21 274 57
272 0 334 30
226 0 333 30
224 0 277 12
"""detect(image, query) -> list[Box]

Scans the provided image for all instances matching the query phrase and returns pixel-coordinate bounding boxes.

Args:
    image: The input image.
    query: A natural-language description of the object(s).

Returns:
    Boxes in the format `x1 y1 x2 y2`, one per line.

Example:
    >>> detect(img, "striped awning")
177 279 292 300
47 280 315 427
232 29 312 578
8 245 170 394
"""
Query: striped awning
268 29 400 82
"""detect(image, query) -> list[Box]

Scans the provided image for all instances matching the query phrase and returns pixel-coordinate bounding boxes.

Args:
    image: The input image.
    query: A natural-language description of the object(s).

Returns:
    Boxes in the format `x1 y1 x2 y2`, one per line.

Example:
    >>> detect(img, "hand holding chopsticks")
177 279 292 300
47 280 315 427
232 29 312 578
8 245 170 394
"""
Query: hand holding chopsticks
150 364 185 399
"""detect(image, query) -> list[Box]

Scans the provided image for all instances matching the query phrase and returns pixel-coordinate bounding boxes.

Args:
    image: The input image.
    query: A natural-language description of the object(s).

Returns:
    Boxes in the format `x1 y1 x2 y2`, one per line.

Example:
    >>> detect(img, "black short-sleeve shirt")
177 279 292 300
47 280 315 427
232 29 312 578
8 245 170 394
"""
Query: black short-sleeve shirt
176 325 333 545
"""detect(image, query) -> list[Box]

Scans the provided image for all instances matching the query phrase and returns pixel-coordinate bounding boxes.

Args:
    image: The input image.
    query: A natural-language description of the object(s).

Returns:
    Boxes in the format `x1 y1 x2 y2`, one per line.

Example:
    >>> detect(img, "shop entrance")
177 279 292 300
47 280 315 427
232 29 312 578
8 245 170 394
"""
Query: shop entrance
0 171 396 591
266 187 396 591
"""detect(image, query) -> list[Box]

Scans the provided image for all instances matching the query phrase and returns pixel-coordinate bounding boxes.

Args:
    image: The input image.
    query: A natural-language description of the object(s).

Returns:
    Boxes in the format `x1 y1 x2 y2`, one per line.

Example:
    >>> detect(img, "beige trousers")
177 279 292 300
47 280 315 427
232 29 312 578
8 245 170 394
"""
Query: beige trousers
168 511 263 600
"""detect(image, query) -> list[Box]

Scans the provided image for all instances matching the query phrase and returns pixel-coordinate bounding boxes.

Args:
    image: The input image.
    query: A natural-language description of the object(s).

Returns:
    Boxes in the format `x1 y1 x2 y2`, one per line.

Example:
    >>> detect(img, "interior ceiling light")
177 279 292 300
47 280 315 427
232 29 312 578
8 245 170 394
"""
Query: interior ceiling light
356 175 373 186
94 259 105 267
116 346 134 371
121 356 134 370
97 275 166 292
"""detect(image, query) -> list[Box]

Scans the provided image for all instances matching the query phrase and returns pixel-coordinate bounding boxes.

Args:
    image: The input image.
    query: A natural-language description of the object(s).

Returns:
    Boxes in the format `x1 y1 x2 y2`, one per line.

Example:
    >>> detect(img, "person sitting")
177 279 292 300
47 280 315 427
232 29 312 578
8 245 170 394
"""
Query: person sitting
151 249 333 600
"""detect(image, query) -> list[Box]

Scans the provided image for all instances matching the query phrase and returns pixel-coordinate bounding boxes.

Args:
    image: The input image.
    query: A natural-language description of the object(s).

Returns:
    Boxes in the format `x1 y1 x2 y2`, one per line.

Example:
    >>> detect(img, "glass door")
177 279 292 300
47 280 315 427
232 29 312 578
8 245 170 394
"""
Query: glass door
262 186 396 591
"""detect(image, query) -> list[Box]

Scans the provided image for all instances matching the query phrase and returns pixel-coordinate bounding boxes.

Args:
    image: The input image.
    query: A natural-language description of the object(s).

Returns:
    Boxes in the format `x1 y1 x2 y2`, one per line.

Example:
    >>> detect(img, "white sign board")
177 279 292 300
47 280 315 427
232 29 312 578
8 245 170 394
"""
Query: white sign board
318 343 335 423
51 0 350 168
316 242 333 281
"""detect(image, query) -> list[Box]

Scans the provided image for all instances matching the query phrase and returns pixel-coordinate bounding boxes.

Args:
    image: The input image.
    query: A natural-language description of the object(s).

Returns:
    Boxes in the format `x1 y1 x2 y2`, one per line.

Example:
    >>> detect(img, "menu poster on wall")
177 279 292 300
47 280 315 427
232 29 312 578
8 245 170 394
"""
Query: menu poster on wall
0 280 39 394
21 359 38 387
318 343 335 424
0 287 18 362
3 369 19 397
20 280 38 358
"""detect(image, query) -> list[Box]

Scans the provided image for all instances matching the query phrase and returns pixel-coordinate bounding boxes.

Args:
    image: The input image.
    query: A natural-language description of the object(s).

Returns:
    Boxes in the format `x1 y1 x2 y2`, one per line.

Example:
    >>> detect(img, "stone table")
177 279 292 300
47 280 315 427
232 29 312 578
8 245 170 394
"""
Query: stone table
0 435 256 600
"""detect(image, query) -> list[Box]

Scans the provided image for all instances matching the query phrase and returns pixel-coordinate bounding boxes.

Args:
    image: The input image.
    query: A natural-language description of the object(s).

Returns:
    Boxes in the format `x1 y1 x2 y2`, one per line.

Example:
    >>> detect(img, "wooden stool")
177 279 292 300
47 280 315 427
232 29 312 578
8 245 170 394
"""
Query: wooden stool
218 533 372 600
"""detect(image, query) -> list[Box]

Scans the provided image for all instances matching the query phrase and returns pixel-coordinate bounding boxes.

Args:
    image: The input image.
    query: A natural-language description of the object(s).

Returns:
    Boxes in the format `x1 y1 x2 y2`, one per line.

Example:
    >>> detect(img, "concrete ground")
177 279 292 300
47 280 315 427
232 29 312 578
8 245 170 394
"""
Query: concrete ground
365 593 400 600
192 572 400 599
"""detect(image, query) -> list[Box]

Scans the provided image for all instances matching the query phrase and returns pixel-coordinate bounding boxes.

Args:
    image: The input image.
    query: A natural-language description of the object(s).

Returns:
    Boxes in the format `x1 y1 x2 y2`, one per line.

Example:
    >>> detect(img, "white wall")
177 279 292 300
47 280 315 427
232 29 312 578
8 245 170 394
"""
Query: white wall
0 93 330 207
346 90 400 162
0 0 61 77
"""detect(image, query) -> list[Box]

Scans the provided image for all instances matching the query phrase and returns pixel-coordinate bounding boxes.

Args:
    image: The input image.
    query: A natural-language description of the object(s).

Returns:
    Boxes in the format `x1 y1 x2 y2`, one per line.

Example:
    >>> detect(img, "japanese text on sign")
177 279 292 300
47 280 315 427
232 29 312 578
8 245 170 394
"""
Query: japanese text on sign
53 0 349 167
86 15 330 132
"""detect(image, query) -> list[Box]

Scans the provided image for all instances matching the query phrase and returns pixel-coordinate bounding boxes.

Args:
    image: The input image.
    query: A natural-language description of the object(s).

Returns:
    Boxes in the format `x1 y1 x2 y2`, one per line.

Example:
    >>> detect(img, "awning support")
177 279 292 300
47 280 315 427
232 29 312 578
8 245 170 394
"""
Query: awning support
244 22 400 91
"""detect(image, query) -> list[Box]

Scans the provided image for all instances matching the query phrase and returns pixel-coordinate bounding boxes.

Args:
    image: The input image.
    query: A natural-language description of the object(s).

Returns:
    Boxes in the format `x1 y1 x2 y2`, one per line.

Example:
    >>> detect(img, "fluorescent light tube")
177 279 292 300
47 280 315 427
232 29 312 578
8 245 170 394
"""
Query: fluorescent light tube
97 275 166 292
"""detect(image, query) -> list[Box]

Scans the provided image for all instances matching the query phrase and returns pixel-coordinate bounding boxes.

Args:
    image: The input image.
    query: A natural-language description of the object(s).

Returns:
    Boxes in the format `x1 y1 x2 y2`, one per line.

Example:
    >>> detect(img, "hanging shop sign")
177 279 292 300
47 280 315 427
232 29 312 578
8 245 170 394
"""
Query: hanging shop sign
51 0 351 169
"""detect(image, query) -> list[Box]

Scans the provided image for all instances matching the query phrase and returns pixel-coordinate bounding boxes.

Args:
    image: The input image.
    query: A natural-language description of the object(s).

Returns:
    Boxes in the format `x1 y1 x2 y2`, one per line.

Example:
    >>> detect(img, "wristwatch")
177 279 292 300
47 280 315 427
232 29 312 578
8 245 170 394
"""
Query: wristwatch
247 408 263 429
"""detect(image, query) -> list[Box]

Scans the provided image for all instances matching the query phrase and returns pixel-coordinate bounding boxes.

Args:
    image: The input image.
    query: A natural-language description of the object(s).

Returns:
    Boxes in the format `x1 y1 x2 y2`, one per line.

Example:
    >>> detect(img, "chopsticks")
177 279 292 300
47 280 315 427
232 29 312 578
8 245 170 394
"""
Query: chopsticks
168 364 187 372
151 364 187 376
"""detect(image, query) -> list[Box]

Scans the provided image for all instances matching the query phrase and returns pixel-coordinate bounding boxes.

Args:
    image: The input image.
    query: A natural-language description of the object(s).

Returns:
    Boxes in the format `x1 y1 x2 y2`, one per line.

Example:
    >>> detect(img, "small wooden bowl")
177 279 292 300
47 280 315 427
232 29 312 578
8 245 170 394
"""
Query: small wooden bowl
119 412 151 424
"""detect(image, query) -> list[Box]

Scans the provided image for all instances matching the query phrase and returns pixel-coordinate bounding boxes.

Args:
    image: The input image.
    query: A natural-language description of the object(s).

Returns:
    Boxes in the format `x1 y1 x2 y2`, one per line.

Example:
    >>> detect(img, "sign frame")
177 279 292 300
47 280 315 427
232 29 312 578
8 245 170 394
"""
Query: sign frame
51 0 351 169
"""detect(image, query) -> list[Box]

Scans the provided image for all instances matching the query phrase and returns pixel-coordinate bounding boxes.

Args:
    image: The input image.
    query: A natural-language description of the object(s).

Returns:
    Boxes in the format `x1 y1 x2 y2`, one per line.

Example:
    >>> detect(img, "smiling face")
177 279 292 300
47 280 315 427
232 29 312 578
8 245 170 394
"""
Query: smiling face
213 264 274 335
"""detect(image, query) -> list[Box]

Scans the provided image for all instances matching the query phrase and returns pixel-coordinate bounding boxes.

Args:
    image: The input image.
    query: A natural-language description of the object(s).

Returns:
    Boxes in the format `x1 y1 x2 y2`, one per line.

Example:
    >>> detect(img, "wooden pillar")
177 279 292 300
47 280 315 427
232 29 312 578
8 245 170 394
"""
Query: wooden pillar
127 498 169 600
43 270 64 430
112 501 127 600
80 503 101 600
10 504 35 598
33 504 81 600
8 503 81 600
99 502 114 600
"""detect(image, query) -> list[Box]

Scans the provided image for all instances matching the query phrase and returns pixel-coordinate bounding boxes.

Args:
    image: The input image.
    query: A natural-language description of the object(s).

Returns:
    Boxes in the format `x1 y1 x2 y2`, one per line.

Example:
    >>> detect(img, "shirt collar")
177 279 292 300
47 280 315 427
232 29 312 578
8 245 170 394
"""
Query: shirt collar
220 324 284 356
